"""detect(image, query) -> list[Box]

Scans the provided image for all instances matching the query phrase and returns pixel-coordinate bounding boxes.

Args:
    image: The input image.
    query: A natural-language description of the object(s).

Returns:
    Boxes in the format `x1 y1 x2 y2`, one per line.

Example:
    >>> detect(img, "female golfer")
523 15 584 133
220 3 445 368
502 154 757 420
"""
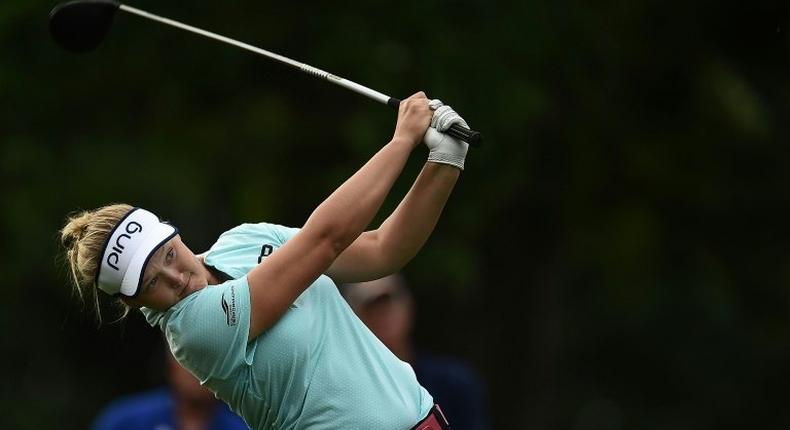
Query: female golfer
61 92 466 430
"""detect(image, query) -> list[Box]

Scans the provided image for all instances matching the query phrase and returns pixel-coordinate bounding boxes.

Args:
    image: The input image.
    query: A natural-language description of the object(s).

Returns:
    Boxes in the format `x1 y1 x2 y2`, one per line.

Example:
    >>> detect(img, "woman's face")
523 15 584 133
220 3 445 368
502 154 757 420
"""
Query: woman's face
123 235 210 311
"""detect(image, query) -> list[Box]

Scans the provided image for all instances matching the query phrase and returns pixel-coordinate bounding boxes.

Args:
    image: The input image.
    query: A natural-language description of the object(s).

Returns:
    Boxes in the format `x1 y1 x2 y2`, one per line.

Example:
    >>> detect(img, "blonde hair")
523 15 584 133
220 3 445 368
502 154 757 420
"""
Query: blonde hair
60 203 134 324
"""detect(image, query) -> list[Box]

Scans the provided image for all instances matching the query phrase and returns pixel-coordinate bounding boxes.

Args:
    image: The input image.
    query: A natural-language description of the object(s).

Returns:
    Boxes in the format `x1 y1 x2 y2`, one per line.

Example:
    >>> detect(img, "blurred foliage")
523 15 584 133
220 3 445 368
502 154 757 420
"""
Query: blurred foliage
1 0 789 428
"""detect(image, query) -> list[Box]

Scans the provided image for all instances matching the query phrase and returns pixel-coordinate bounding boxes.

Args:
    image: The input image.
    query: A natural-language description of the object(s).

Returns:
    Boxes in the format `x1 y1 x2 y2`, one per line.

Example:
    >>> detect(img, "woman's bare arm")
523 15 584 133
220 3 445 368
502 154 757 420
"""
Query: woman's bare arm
245 92 432 340
325 161 460 283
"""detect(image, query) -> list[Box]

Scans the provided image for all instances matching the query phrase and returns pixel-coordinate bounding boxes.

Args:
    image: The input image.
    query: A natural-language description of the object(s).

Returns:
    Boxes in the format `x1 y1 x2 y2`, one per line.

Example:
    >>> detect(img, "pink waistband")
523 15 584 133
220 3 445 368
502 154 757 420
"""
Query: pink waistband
411 404 451 430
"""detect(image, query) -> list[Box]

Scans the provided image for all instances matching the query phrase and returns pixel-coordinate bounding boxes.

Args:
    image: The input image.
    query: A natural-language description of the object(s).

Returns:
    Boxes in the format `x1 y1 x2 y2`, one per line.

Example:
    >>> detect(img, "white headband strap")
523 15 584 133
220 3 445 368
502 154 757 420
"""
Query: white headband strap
96 208 177 297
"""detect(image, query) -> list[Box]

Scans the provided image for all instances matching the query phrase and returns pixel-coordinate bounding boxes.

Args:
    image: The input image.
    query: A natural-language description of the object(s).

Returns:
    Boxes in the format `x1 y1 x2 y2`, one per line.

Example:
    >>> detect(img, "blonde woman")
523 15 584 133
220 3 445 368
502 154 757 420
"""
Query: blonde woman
61 92 467 430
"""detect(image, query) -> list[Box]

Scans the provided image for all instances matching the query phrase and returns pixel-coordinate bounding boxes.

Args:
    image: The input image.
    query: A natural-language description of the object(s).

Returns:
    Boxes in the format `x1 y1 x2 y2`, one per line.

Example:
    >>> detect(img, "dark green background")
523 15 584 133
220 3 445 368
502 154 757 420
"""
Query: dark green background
1 0 789 428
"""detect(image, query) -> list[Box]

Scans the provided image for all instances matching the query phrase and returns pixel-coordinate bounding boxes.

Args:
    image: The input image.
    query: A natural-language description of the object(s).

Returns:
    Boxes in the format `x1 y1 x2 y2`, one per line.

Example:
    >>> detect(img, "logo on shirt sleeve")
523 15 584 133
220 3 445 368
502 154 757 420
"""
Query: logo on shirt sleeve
257 244 274 263
221 286 238 327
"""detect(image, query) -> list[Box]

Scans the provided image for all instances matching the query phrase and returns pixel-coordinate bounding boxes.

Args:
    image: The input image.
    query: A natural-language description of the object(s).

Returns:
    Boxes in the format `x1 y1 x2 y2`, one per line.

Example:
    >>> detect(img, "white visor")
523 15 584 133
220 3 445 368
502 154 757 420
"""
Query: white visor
96 208 178 297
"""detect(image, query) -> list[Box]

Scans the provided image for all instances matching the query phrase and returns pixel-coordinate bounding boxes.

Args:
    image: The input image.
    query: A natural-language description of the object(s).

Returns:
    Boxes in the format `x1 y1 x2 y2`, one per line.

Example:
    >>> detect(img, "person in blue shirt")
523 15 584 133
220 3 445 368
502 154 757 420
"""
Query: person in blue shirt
61 93 468 429
92 346 248 430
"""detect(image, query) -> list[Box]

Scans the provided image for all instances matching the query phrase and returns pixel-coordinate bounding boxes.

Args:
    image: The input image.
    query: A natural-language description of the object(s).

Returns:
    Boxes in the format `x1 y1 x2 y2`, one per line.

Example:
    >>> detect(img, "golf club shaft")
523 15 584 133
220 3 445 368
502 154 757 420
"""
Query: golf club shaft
119 4 481 146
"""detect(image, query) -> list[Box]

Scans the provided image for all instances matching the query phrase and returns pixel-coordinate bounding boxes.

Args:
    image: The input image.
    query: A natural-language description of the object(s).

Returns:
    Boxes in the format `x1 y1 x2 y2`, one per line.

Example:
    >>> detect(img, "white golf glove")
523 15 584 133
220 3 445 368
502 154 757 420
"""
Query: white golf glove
423 99 469 170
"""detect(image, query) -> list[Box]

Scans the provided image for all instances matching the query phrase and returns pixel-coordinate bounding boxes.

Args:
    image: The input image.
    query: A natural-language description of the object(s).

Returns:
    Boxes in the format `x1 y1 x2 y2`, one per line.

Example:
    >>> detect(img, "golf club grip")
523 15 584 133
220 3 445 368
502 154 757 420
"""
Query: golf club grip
387 97 482 147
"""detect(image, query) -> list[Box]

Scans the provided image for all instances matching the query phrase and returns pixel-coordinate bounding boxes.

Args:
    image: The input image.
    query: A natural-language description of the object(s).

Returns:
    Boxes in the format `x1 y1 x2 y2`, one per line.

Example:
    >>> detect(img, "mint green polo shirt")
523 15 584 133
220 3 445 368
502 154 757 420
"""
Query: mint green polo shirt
142 223 432 429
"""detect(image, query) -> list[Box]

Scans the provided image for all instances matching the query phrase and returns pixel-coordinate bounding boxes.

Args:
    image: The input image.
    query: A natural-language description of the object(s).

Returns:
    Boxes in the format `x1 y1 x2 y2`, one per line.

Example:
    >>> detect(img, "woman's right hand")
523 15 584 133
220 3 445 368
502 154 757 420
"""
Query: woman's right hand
392 91 433 148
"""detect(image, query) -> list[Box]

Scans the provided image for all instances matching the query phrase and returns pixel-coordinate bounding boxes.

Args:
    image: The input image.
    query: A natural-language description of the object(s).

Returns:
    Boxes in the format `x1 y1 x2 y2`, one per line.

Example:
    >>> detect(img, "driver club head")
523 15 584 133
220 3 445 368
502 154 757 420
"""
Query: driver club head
49 0 121 52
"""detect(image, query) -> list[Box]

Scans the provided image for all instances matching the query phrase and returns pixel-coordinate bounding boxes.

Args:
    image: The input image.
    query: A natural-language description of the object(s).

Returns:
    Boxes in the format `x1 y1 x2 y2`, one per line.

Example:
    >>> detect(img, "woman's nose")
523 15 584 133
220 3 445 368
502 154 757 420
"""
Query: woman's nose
163 269 185 288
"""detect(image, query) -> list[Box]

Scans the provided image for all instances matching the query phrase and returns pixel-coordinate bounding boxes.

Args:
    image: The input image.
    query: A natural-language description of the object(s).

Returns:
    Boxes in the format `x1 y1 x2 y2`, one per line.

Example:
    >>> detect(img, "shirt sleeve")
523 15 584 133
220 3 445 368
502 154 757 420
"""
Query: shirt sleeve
204 223 301 279
163 276 252 383
268 223 300 245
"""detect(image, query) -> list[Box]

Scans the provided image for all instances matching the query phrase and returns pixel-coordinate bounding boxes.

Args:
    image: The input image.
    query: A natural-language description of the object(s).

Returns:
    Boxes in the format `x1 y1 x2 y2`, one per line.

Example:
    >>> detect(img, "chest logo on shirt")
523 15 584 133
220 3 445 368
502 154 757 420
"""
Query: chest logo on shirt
257 244 274 263
221 286 238 326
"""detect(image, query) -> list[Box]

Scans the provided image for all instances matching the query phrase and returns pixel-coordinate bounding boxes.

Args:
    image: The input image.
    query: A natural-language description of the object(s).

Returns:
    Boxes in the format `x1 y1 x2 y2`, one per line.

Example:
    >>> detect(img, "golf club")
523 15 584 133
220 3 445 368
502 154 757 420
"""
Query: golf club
49 0 483 146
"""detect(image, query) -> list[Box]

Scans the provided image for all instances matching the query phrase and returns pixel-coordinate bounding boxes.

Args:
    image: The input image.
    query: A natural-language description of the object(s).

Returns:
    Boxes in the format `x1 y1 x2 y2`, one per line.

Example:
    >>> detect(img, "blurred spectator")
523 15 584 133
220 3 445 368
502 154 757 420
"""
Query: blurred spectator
91 345 248 430
341 274 490 430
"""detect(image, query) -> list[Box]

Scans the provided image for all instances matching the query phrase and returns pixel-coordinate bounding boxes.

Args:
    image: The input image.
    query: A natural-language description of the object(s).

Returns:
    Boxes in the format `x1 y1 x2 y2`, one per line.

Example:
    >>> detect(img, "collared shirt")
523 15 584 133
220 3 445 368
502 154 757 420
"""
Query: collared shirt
143 223 432 429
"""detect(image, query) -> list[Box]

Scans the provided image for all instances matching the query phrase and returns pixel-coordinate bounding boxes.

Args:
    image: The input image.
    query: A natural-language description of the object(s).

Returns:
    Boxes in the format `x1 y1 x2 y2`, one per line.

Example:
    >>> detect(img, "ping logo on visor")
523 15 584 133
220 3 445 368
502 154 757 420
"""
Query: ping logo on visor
96 208 178 297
